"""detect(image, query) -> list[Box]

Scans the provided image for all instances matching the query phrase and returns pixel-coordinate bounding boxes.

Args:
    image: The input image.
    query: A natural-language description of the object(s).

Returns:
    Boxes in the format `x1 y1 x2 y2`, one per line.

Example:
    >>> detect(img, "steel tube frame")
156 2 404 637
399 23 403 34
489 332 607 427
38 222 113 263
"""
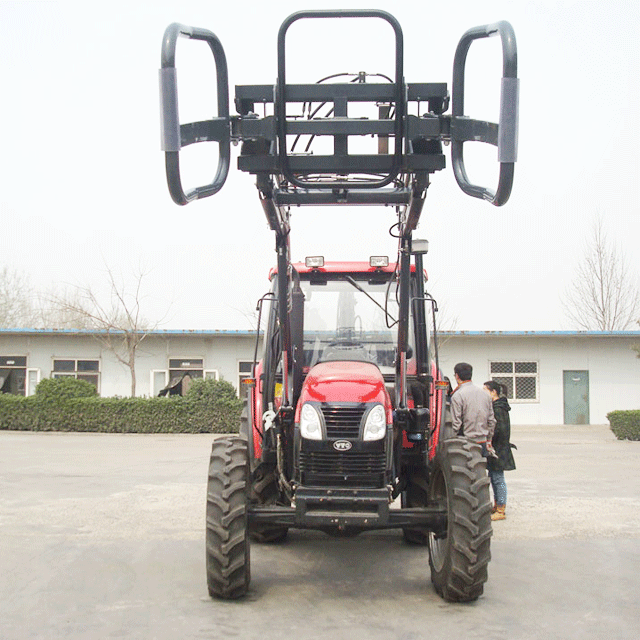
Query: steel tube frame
276 10 405 190
160 23 230 204
451 20 518 206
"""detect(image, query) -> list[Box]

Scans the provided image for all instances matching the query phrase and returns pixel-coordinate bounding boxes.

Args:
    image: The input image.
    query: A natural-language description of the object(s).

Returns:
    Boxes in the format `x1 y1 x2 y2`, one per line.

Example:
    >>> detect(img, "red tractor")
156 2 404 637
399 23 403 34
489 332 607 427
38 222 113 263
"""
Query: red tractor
159 10 518 602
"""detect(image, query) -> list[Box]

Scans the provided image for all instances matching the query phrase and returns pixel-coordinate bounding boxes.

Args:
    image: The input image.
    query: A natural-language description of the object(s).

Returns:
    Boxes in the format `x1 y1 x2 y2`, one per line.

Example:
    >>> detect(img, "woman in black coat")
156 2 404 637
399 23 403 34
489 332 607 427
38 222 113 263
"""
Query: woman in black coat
483 380 516 521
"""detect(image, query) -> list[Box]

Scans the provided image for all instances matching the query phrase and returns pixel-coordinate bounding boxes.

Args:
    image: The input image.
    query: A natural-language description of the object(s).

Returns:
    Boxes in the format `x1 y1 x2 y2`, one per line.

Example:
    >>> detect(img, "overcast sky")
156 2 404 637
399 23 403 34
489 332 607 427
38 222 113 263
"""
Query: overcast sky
1 0 639 331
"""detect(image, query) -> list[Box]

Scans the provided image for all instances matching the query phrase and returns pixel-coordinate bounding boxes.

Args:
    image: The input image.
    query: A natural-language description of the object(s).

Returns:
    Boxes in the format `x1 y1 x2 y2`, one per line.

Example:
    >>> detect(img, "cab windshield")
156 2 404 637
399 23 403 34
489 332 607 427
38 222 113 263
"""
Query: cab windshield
300 276 400 374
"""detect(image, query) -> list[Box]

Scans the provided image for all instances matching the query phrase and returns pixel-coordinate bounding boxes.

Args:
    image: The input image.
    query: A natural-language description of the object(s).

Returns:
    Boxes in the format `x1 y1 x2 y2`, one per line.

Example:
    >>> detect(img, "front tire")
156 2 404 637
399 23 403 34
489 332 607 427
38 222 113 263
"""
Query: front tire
206 436 251 599
428 438 492 602
249 466 289 543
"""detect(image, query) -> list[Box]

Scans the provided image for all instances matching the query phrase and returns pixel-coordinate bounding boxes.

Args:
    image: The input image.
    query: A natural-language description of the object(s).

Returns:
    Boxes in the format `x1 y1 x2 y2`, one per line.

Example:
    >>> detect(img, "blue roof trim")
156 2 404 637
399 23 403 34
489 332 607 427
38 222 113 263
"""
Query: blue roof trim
0 328 258 336
438 330 640 337
0 328 638 337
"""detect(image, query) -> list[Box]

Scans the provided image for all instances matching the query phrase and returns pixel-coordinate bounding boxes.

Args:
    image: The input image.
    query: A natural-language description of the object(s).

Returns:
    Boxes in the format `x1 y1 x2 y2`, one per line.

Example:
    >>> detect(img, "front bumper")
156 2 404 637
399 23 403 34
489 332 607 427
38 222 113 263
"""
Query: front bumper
248 486 447 533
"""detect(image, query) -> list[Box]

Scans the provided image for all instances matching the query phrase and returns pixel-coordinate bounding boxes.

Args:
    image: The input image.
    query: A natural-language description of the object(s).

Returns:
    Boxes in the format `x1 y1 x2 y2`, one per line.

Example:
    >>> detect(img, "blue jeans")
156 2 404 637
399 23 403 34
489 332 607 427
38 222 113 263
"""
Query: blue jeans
489 469 507 506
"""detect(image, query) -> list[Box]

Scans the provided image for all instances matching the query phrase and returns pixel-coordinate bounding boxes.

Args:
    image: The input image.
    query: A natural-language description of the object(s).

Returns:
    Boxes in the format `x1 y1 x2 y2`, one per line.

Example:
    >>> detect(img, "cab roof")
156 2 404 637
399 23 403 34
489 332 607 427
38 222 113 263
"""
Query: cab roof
269 261 400 279
269 261 424 280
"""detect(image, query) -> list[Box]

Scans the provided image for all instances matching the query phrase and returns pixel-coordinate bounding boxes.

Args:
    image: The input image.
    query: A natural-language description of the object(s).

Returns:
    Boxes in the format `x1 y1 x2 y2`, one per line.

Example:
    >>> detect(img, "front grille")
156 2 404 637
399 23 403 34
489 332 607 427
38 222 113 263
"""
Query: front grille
299 450 386 488
321 404 366 439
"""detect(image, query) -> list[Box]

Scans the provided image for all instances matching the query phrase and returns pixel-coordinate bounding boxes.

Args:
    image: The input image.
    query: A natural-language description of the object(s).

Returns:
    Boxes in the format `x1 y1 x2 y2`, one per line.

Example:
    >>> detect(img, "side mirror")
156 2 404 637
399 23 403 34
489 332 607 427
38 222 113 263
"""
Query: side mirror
451 21 519 206
159 23 231 205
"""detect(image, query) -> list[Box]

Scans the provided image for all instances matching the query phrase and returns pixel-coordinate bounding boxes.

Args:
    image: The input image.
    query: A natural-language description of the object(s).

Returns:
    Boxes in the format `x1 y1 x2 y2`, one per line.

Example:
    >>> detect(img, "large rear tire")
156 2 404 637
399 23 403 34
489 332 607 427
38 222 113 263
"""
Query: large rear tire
428 438 492 602
206 436 251 599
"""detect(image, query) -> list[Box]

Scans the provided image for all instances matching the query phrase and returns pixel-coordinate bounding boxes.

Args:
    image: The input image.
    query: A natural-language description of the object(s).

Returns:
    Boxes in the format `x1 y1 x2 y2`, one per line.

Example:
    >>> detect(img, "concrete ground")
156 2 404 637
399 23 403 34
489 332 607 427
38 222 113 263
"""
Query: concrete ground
1 425 639 640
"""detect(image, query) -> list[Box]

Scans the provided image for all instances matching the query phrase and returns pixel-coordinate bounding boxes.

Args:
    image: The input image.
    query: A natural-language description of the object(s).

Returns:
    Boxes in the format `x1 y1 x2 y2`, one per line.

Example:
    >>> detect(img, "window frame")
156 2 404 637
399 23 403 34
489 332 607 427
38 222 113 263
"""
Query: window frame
26 368 40 397
168 357 205 381
489 359 539 403
150 369 169 396
0 355 28 396
237 360 254 393
52 358 101 393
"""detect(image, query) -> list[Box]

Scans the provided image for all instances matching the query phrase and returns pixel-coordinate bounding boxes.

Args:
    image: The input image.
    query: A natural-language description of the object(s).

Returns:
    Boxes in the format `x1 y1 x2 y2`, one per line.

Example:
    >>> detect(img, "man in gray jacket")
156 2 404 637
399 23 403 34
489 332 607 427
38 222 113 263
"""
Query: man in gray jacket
451 362 497 456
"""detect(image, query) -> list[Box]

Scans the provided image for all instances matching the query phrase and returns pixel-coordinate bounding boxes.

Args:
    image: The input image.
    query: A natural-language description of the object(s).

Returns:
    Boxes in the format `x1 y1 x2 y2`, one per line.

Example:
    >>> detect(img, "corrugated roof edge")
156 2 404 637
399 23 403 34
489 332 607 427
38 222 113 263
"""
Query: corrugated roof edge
0 328 257 336
438 330 640 337
0 328 638 338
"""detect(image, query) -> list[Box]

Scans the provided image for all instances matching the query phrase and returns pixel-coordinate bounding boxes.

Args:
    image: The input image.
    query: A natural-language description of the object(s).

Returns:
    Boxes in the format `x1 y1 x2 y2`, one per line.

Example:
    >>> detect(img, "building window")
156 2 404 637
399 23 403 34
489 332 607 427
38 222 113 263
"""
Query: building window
169 358 204 380
158 358 205 396
154 364 218 397
52 359 100 391
151 370 169 397
27 369 40 397
489 361 538 402
238 361 253 393
0 355 27 395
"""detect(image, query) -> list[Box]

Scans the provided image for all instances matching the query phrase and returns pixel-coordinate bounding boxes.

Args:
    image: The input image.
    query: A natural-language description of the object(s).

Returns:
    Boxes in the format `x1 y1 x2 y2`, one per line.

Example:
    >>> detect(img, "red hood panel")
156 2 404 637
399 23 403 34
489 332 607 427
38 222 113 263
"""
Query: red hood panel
300 361 389 404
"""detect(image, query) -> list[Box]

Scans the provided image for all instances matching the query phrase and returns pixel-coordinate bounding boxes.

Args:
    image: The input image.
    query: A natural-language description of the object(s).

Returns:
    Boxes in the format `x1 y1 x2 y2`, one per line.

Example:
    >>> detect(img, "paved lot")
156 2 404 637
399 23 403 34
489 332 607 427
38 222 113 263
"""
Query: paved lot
1 425 639 639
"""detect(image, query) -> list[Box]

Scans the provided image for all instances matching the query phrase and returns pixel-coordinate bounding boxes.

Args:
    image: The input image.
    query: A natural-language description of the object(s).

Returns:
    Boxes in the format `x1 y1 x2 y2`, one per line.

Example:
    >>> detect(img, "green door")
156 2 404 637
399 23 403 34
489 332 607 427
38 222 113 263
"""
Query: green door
563 371 590 425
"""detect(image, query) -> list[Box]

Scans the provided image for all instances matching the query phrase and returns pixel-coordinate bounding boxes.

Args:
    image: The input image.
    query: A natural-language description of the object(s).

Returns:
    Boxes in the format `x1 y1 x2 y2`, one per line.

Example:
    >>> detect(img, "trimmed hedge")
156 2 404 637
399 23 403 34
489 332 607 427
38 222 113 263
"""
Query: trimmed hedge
0 378 242 434
35 376 98 400
607 410 640 441
185 377 239 404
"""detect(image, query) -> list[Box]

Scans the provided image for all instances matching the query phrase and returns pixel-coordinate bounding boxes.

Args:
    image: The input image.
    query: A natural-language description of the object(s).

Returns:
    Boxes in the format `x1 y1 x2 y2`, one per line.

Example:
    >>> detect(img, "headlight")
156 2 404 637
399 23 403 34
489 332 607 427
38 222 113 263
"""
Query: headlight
363 404 386 441
300 403 322 440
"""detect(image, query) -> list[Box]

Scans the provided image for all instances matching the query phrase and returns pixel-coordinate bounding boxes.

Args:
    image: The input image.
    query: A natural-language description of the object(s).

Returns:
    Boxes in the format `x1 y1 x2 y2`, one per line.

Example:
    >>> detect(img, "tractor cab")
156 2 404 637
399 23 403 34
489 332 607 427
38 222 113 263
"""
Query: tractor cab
264 259 415 402
245 253 446 538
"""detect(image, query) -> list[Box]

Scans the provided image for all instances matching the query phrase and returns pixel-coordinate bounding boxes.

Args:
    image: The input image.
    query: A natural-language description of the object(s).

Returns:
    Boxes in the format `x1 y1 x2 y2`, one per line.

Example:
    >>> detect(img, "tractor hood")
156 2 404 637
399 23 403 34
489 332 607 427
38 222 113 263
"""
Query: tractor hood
296 361 391 412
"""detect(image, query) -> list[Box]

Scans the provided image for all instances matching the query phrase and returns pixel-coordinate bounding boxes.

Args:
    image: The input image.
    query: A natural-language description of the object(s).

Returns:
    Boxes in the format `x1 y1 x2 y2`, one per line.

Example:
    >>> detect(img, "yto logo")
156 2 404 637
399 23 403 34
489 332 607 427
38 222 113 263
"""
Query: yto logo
333 440 352 452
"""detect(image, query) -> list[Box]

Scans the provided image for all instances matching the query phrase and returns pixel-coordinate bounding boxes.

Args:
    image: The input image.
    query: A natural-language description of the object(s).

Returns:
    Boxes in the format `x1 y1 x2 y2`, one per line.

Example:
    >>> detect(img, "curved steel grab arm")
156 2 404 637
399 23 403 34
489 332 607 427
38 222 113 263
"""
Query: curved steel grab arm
451 21 518 206
276 10 405 190
159 23 230 205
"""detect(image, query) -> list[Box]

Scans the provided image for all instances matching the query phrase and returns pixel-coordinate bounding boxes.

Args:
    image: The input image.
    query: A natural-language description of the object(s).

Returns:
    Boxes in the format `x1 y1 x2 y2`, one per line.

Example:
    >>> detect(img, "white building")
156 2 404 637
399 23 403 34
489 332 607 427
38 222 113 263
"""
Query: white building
1 328 638 425
435 331 639 425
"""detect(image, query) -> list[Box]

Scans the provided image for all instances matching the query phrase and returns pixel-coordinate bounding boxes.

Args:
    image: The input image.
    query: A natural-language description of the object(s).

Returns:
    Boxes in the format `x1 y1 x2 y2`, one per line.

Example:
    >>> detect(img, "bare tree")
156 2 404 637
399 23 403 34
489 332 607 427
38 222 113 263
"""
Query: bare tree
562 217 640 331
431 301 459 351
0 265 98 329
50 266 161 396
0 266 38 328
35 288 94 329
